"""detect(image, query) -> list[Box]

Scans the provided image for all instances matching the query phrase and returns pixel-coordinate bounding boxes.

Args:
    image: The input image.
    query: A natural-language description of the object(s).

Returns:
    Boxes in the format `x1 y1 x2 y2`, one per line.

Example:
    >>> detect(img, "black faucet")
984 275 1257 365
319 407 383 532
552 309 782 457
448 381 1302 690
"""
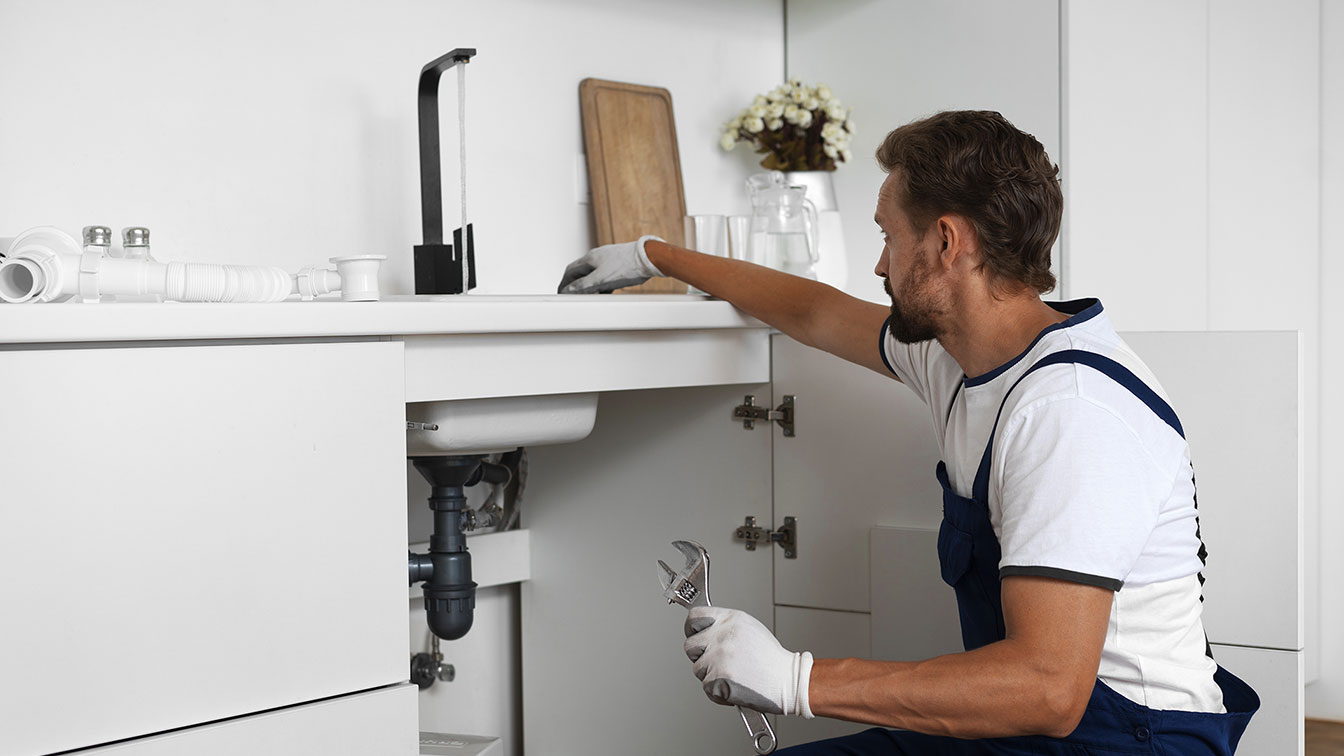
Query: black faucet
414 48 476 295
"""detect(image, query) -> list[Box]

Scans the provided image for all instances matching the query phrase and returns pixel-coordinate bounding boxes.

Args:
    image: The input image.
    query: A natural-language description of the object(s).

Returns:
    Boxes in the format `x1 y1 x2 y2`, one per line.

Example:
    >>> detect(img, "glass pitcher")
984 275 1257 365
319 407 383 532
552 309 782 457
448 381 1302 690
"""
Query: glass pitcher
745 171 819 279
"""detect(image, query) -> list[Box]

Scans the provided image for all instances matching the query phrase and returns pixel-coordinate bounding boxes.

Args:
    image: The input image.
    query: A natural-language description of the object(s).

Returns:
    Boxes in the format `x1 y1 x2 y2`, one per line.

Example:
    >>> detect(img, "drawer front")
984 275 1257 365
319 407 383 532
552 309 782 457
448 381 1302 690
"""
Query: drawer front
83 684 418 755
0 341 408 755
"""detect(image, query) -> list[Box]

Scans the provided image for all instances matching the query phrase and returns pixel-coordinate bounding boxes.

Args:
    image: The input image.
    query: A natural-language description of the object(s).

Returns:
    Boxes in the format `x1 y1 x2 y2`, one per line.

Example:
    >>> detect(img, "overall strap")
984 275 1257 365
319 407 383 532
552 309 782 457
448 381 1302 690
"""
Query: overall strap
970 349 1185 503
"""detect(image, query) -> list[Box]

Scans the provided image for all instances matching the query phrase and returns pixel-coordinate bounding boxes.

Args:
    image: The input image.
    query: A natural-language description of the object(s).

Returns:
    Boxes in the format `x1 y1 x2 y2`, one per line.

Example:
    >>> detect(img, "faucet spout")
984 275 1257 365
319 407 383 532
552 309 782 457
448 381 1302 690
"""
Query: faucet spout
415 47 477 295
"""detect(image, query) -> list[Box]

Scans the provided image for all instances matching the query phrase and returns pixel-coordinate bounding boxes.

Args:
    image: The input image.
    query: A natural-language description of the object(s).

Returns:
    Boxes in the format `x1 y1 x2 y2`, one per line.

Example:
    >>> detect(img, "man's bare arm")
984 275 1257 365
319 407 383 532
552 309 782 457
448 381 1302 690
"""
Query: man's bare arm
807 576 1113 739
643 240 895 377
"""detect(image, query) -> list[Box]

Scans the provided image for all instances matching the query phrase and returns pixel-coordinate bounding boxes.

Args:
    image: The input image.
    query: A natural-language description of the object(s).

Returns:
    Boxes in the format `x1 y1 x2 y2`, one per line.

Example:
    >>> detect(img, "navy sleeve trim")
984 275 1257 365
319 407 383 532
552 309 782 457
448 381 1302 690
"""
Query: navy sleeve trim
1000 566 1123 592
878 316 898 376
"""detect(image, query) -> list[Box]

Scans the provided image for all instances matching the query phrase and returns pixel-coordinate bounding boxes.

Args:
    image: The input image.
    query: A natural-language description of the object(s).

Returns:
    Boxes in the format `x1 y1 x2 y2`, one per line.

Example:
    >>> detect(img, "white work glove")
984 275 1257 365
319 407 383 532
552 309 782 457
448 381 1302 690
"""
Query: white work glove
557 235 664 294
683 606 814 718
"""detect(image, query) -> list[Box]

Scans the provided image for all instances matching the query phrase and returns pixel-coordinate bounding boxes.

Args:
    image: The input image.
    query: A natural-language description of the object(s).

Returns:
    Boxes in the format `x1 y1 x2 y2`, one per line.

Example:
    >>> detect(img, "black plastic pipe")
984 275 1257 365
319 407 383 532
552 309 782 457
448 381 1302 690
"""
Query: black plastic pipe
409 455 484 641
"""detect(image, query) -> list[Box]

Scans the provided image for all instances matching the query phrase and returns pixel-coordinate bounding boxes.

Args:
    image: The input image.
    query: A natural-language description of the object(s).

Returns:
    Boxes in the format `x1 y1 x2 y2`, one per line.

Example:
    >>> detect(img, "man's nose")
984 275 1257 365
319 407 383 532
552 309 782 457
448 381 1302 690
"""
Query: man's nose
874 250 888 278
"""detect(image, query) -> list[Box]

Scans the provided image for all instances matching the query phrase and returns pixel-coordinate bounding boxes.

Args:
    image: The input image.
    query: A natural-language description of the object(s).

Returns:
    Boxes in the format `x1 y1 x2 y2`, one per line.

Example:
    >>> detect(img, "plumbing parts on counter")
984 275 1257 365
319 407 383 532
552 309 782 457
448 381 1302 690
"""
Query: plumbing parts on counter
0 225 385 304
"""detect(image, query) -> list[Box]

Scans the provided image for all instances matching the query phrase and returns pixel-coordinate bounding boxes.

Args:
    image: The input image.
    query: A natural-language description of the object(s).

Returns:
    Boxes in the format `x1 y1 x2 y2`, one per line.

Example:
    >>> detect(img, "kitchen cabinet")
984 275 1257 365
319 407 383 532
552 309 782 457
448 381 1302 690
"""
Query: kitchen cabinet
0 340 409 756
0 300 771 756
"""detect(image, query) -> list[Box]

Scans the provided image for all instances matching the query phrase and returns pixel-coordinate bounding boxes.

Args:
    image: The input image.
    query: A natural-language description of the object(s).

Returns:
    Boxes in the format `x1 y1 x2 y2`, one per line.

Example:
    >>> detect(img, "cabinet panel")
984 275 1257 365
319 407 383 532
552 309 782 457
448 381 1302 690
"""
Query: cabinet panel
522 384 774 755
84 684 418 755
771 335 943 612
1123 331 1302 651
403 329 769 402
0 342 408 755
869 526 961 663
1209 645 1304 756
774 606 872 747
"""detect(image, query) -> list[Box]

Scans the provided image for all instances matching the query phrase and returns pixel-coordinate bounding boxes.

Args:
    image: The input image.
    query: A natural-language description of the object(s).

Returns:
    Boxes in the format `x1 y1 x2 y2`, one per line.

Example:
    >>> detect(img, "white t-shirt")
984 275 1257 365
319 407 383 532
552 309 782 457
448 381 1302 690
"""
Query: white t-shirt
880 298 1224 713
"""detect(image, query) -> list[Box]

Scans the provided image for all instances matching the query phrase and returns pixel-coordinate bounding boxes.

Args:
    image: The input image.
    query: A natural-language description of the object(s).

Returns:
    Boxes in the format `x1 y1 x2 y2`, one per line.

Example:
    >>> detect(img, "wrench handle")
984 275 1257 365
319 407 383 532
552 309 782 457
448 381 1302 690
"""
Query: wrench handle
738 705 776 754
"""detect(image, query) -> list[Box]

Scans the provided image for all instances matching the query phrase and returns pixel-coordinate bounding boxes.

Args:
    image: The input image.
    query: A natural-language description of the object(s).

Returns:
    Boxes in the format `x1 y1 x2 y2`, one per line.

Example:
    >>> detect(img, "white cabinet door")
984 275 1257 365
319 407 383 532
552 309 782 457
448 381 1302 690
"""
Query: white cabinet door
0 341 408 756
771 335 943 612
523 384 774 756
869 526 961 663
773 606 872 748
83 685 419 755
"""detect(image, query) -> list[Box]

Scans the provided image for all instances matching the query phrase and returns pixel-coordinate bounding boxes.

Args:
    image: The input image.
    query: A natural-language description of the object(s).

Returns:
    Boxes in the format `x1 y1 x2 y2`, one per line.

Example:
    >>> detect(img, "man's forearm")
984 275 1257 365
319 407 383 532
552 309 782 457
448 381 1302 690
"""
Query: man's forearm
810 639 1090 739
643 239 840 347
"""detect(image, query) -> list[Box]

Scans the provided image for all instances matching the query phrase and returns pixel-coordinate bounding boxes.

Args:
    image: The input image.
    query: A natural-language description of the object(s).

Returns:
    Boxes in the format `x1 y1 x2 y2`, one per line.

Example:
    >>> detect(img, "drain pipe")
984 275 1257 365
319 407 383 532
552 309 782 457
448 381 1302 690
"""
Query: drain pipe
0 226 386 304
0 227 292 304
408 455 510 641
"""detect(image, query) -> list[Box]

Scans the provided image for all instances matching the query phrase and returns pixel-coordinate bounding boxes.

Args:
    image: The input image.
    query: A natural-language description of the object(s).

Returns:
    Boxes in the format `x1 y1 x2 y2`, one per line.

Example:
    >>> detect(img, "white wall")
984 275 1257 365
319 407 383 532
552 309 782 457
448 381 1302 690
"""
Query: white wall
0 0 782 295
1311 0 1344 722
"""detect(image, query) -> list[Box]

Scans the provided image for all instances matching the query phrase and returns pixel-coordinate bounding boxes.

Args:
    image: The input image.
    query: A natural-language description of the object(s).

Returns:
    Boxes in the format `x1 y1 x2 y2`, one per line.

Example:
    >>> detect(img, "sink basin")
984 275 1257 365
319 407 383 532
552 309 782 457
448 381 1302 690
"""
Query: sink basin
406 392 599 456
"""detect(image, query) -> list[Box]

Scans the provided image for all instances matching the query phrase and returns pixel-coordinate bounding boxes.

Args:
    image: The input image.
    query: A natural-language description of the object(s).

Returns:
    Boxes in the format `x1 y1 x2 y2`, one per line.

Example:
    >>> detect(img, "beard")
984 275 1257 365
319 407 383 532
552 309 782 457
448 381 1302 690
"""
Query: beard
884 254 942 344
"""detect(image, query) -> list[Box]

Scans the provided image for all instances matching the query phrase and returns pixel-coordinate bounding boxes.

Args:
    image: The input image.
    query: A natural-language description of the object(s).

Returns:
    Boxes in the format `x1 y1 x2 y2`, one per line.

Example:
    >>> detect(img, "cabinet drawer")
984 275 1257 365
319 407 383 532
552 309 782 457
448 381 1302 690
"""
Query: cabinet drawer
0 341 408 755
82 684 418 755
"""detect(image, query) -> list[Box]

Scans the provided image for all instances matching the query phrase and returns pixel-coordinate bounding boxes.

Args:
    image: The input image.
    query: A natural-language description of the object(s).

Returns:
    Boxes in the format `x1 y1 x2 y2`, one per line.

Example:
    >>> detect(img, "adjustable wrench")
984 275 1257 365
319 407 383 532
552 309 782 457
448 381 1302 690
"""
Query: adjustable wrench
658 540 777 755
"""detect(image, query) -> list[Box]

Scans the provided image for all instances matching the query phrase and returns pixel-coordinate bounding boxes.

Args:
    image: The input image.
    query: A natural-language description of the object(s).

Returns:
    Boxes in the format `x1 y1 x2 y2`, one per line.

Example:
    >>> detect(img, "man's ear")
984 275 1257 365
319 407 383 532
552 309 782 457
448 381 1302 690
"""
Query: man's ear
936 215 975 272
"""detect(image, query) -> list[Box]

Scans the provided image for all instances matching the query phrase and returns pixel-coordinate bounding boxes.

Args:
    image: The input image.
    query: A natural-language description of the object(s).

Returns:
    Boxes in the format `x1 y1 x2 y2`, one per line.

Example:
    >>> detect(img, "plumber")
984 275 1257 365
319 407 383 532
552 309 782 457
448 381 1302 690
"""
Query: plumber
557 110 1260 754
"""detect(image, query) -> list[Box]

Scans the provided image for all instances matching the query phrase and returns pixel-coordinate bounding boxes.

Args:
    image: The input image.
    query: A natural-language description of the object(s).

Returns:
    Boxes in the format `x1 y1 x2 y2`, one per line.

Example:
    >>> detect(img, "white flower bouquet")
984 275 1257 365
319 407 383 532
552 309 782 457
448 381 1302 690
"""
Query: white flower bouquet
720 78 854 171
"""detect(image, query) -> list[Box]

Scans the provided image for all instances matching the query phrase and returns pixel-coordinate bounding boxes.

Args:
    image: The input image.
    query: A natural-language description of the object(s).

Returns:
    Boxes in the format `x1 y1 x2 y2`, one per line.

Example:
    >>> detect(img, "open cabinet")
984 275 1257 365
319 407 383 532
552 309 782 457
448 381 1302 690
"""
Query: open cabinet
523 329 1302 754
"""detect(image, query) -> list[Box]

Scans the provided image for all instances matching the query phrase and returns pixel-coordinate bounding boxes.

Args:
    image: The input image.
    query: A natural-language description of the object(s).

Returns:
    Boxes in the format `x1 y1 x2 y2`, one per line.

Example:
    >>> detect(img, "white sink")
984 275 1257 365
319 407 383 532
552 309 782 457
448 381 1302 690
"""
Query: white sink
405 392 599 456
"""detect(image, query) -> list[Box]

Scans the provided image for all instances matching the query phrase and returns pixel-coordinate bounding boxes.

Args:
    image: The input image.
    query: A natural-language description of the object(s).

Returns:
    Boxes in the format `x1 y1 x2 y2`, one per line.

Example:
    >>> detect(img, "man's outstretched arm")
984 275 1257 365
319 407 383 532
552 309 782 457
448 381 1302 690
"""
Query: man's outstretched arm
641 240 894 377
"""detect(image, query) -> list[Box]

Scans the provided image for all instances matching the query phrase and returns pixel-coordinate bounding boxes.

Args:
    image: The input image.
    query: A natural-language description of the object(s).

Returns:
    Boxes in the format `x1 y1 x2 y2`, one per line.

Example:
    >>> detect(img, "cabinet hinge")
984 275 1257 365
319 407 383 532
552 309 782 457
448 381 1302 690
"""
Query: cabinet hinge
734 516 797 559
732 395 795 437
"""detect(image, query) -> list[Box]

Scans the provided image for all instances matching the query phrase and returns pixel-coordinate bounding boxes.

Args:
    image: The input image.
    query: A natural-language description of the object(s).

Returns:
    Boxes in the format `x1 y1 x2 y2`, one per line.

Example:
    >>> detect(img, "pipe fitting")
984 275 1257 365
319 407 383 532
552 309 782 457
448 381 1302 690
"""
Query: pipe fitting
0 227 79 303
292 255 385 302
408 455 485 641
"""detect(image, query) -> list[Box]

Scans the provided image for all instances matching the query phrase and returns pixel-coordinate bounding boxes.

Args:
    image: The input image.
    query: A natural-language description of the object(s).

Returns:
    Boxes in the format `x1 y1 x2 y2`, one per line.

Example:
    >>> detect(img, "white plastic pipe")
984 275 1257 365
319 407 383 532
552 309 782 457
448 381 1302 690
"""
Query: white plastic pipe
292 255 386 302
0 226 296 304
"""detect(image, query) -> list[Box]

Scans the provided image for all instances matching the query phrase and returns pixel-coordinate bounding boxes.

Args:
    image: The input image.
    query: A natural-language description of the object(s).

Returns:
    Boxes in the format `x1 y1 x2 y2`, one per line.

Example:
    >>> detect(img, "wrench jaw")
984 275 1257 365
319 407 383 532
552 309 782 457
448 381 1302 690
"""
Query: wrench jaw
659 540 711 608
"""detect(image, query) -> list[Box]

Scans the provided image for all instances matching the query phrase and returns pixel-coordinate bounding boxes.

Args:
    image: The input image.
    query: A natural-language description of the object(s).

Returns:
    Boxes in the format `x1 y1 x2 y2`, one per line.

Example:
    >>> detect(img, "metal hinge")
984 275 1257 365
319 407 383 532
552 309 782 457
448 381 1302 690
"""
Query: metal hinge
732 395 796 437
733 516 797 559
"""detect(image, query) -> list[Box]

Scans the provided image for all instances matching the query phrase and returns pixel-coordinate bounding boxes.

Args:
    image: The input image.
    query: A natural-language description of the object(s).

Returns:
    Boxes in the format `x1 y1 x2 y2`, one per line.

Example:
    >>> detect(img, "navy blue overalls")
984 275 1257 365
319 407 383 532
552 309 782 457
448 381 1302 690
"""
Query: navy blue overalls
780 350 1259 755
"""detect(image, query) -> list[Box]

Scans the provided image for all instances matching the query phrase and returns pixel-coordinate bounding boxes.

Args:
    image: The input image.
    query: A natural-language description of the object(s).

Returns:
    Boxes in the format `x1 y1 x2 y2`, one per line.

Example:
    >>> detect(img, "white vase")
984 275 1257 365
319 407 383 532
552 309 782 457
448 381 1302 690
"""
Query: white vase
782 171 849 291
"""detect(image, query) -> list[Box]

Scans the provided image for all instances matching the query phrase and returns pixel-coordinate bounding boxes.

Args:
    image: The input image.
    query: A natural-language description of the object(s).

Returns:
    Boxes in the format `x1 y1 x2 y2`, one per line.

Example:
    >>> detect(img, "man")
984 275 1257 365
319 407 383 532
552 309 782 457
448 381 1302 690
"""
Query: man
558 110 1258 754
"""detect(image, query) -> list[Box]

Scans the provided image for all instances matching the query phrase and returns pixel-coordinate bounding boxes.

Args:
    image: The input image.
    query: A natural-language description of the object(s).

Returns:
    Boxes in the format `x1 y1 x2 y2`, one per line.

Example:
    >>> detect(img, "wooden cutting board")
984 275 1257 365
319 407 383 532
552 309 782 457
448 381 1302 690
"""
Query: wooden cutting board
579 78 689 294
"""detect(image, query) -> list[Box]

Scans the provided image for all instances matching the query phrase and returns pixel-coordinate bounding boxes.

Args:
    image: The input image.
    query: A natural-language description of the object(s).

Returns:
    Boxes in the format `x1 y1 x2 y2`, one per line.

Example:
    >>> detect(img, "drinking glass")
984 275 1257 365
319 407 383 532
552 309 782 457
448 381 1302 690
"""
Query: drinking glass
683 215 727 295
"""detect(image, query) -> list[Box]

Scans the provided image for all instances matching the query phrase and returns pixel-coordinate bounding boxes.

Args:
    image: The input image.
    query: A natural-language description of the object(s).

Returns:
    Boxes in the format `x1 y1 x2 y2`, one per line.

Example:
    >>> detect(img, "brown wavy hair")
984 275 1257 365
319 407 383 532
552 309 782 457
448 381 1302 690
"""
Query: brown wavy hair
876 111 1061 294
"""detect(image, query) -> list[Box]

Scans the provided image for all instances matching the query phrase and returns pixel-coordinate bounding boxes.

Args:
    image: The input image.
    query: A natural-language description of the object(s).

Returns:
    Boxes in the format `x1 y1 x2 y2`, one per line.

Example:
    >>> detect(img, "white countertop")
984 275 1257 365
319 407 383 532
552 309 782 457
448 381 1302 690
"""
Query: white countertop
0 294 767 344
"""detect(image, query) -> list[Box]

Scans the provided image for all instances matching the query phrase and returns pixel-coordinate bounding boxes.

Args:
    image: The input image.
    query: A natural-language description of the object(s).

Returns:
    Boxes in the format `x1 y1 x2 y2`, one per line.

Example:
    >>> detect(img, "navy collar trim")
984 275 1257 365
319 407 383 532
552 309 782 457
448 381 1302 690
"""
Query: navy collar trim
961 298 1104 388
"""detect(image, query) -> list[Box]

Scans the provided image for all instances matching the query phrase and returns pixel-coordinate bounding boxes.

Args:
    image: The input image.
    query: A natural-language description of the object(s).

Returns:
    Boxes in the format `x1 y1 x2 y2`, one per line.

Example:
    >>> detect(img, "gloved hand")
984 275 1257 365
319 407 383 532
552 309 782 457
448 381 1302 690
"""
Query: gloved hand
683 606 814 718
556 235 664 294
